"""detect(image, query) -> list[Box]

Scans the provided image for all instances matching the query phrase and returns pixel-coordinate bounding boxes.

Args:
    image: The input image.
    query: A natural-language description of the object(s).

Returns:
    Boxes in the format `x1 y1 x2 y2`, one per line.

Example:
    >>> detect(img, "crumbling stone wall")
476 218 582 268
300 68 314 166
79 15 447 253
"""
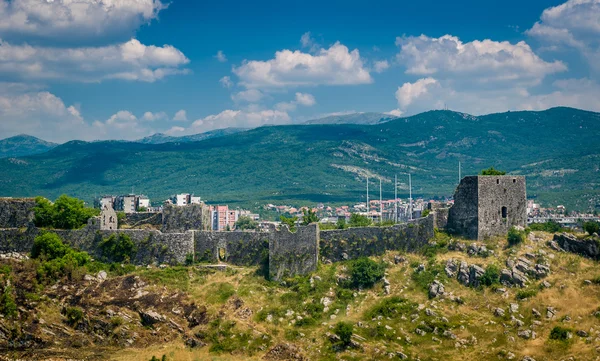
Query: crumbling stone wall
0 218 193 265
162 203 211 233
428 202 450 229
447 176 526 240
269 224 319 281
0 198 36 228
447 177 479 239
319 215 434 263
193 230 269 265
122 212 162 228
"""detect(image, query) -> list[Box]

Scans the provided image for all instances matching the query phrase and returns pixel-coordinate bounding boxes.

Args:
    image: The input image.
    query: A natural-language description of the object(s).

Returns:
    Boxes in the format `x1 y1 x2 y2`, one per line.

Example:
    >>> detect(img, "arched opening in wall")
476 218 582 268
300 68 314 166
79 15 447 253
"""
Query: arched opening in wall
496 179 500 184
218 247 227 262
501 206 507 219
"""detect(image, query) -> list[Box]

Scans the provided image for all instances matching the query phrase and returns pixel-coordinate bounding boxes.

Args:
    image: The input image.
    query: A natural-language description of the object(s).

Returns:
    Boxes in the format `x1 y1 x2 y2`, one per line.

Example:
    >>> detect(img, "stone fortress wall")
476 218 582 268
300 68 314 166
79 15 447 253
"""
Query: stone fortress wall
0 198 438 280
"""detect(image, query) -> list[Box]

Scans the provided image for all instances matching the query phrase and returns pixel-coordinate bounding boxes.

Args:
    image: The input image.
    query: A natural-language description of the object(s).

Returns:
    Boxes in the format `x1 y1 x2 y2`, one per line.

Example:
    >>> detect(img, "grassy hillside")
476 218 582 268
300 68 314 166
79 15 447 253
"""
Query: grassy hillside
0 107 599 210
2 230 600 361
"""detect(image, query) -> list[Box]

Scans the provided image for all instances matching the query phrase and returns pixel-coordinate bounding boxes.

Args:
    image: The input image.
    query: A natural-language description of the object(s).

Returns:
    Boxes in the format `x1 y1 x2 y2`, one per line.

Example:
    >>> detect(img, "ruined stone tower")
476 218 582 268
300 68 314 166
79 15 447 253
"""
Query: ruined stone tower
447 175 526 240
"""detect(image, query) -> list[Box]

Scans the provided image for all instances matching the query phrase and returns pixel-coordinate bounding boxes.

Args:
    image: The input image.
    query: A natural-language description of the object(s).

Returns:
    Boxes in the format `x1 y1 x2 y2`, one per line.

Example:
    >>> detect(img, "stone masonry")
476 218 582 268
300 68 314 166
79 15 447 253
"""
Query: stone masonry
447 175 527 240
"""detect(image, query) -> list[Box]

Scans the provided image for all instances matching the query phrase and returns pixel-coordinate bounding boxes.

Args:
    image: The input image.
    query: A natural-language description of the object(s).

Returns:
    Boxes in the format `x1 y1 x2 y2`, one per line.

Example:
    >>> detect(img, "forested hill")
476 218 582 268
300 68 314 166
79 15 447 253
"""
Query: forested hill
0 107 598 210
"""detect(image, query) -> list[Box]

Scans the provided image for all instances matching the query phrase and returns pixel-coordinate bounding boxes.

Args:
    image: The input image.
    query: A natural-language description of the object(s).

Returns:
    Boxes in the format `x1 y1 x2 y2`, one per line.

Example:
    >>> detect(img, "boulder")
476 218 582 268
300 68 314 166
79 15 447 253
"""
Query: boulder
445 258 458 278
428 280 445 299
139 310 166 326
554 233 600 260
468 265 485 288
457 261 470 286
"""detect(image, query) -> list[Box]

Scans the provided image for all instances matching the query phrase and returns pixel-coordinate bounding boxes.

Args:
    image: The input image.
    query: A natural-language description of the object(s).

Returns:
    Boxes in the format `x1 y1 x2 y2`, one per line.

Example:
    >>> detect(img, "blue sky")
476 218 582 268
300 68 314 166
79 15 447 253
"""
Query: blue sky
0 0 598 142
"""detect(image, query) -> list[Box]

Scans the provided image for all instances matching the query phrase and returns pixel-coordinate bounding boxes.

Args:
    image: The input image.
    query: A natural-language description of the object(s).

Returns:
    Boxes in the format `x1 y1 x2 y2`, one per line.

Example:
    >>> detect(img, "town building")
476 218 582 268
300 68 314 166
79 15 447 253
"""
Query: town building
172 193 202 206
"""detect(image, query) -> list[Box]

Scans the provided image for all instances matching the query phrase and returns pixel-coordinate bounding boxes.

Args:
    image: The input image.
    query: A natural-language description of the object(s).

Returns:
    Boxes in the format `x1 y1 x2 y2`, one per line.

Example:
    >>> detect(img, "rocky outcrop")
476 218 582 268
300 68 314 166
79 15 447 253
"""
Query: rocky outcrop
429 280 445 298
553 233 600 260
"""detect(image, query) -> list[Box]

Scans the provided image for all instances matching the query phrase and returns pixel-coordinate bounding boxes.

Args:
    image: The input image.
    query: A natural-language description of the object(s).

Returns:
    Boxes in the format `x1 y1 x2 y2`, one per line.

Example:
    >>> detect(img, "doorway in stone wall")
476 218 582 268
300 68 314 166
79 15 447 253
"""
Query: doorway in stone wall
501 206 508 219
218 247 227 262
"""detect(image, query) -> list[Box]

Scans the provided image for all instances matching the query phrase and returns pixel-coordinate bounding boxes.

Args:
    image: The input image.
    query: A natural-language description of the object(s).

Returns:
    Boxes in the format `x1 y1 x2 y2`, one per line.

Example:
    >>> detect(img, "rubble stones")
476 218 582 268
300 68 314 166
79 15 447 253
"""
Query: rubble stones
518 330 536 340
394 255 406 264
468 264 485 288
445 259 458 278
494 308 506 317
428 280 445 298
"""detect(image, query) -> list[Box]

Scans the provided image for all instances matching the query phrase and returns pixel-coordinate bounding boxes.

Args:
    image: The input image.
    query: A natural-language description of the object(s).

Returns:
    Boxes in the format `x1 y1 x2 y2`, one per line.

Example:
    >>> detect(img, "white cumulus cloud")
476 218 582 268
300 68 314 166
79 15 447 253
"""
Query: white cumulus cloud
215 50 227 62
527 0 600 72
374 60 389 73
189 109 291 133
0 0 166 45
0 38 190 82
173 109 188 122
396 34 566 86
275 92 316 111
233 42 372 88
395 78 439 108
219 76 233 88
231 89 264 103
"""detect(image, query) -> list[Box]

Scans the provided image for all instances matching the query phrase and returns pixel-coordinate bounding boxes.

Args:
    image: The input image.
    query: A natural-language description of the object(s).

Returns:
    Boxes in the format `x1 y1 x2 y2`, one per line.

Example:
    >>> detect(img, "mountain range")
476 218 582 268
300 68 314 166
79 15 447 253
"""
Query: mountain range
0 107 599 211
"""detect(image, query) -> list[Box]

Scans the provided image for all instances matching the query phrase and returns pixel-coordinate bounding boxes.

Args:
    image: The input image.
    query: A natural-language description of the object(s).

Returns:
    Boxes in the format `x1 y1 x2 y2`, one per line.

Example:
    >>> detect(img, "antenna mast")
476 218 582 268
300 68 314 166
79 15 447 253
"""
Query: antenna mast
409 173 413 221
366 176 369 215
394 174 398 223
379 178 382 223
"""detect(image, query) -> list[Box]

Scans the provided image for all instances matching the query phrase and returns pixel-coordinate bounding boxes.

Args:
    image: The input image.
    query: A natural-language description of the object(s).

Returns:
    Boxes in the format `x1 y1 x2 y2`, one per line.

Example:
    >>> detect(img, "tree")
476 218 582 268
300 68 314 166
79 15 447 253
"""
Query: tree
583 221 600 236
31 233 70 260
480 167 506 176
336 217 347 229
349 257 385 289
349 213 372 227
301 208 320 225
235 216 258 230
279 215 298 232
33 195 99 229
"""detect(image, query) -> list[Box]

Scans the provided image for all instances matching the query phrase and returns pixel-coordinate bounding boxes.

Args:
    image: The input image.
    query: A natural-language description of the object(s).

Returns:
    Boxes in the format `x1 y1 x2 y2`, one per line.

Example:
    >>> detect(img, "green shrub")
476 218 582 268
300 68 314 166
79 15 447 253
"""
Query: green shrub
149 356 167 361
421 209 431 217
34 195 99 229
235 216 258 230
529 221 564 233
549 326 573 341
480 167 506 175
507 227 525 246
479 264 500 287
349 257 385 289
333 321 353 348
301 209 320 225
280 215 298 232
64 306 84 326
98 233 137 263
516 288 538 300
365 297 417 319
31 233 70 260
0 286 17 318
336 217 347 229
583 221 600 236
349 214 372 227
411 262 447 295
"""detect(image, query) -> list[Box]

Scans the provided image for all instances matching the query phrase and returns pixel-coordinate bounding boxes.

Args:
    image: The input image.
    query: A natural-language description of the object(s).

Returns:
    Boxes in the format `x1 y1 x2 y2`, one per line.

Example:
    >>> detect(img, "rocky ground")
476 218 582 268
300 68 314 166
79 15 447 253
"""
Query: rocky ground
1 230 600 361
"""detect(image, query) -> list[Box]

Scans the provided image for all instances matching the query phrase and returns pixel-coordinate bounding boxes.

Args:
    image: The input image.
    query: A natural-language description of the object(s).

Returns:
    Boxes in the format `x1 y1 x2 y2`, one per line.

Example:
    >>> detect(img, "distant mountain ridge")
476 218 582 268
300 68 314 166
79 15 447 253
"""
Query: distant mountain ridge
0 134 57 158
304 112 397 125
1 107 598 211
136 127 249 144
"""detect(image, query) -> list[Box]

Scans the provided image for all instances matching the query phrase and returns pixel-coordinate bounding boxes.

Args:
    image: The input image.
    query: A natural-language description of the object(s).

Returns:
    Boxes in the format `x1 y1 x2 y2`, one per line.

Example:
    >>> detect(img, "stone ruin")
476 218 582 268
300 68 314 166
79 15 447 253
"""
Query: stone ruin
447 175 527 240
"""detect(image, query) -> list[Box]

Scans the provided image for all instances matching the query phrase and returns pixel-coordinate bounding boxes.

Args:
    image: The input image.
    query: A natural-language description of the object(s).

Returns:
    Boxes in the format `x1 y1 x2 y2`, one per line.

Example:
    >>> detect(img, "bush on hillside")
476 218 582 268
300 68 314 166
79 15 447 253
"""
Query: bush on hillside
34 195 99 229
583 221 600 236
349 257 385 289
98 233 137 263
479 264 500 287
507 227 526 246
333 321 353 349
549 326 573 341
31 233 91 283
